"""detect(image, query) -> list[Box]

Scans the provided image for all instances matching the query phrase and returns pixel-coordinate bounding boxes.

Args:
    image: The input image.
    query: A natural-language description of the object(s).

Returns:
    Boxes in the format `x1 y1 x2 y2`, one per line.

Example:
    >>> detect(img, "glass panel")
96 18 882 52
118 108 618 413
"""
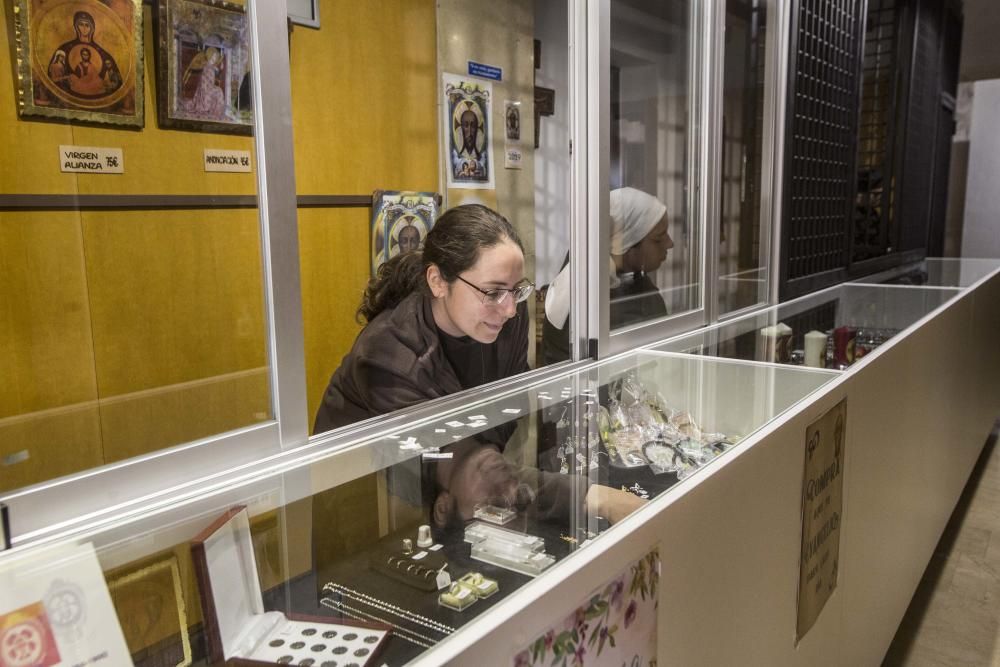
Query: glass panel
608 0 699 330
654 283 960 368
718 0 770 315
0 0 270 494
0 351 835 664
298 0 574 437
849 257 1000 288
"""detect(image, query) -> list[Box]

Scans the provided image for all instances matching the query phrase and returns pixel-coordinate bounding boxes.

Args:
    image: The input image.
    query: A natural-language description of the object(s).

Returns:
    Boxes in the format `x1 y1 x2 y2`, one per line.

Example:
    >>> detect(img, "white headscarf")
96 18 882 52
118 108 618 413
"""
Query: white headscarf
544 187 667 330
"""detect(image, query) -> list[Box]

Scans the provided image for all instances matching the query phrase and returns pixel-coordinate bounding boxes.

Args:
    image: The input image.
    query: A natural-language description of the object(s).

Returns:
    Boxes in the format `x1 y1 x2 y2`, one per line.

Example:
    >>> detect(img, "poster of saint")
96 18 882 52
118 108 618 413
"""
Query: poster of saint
370 191 440 276
155 0 253 134
13 0 144 127
443 73 493 189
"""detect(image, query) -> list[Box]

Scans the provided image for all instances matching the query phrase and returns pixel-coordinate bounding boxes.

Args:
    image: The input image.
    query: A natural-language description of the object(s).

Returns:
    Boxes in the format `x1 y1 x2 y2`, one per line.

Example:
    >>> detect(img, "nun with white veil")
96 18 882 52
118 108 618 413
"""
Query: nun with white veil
541 187 674 364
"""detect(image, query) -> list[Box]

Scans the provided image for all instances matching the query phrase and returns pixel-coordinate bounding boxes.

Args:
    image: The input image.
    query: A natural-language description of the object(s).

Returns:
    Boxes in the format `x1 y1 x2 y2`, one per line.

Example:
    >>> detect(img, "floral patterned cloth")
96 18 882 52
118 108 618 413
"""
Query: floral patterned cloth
514 550 659 667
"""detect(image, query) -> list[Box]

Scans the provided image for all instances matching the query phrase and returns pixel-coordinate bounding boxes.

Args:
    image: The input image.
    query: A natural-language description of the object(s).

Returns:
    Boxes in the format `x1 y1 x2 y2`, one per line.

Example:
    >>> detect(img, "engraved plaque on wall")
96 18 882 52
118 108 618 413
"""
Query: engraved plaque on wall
796 398 846 641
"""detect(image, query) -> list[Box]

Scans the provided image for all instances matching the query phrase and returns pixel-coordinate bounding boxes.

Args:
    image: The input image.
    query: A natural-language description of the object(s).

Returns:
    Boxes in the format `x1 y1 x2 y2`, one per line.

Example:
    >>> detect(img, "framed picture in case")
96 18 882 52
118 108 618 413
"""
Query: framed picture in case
191 506 390 666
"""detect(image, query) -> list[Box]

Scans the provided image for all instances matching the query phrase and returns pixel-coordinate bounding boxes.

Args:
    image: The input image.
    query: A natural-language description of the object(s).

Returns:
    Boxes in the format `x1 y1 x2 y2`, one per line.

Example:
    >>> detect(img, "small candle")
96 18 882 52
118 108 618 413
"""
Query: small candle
804 330 827 368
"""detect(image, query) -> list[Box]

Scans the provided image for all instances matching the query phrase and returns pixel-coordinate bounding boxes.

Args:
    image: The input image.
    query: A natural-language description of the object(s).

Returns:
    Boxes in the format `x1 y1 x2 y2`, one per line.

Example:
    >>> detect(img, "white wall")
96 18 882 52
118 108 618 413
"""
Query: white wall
960 79 1000 259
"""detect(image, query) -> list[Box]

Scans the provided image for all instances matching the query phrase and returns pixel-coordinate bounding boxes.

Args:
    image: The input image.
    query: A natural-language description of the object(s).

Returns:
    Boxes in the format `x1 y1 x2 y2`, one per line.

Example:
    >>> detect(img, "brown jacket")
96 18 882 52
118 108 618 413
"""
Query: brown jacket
313 291 529 435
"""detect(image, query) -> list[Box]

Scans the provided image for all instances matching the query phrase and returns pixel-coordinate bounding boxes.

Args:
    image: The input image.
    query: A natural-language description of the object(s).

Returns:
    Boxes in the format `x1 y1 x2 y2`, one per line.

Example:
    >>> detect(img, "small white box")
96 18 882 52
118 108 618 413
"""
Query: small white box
192 506 390 666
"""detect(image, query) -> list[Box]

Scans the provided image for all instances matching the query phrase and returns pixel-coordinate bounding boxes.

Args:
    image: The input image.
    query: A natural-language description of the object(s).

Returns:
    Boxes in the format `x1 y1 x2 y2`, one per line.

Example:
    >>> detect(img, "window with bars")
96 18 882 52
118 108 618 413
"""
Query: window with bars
854 0 900 262
781 0 865 297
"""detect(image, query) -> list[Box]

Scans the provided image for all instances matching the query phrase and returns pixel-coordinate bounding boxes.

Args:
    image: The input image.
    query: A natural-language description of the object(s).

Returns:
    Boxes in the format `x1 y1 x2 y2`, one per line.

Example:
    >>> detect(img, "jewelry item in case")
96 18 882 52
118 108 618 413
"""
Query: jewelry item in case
439 582 477 611
457 572 499 598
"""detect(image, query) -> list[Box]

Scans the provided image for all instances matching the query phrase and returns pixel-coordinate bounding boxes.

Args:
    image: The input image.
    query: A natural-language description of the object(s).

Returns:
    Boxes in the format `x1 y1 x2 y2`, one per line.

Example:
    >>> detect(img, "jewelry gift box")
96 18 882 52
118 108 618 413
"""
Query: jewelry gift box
192 506 390 666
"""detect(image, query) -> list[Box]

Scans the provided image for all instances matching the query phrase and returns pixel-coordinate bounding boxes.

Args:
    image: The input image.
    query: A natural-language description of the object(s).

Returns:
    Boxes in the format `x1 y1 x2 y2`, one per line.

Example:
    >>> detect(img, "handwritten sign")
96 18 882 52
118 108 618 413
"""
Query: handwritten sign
0 542 131 666
504 147 523 169
796 398 846 641
59 145 123 174
204 149 252 173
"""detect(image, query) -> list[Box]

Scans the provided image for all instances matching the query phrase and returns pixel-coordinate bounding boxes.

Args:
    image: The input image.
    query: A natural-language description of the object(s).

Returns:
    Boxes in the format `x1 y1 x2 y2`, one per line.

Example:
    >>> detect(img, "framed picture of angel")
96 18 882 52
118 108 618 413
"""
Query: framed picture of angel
155 0 253 134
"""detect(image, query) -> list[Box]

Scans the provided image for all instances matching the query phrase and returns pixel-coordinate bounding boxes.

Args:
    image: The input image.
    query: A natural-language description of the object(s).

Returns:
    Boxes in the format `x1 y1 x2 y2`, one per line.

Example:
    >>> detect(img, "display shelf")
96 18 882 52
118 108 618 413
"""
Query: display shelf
0 350 835 665
850 257 1000 288
650 282 961 368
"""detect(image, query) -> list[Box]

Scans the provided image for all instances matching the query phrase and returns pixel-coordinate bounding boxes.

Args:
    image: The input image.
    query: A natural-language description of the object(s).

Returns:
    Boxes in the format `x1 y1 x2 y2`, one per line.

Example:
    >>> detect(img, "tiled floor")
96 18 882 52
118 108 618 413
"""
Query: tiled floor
884 428 1000 666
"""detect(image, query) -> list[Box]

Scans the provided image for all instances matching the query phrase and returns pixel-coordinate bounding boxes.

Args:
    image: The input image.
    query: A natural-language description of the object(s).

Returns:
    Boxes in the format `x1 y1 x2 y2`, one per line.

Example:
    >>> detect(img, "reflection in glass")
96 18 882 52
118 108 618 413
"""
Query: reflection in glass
0 5 270 494
718 0 770 315
609 0 698 326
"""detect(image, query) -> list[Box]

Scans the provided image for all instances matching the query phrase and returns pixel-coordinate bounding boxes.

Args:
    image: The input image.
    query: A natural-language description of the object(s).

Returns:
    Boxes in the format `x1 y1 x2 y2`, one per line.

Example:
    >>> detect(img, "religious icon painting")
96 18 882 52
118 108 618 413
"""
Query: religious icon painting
504 100 521 142
443 73 493 189
155 0 253 134
370 190 440 276
12 0 144 127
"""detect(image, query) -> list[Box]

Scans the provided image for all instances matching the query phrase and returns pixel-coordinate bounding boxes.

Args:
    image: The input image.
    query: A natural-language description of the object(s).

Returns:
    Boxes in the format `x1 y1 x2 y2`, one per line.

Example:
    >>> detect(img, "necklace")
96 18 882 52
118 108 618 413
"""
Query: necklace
324 583 457 634
321 598 435 649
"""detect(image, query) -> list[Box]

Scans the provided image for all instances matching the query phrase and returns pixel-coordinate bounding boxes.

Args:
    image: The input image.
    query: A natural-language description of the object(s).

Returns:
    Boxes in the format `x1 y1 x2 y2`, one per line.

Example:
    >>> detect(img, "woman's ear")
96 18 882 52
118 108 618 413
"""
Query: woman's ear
426 264 449 298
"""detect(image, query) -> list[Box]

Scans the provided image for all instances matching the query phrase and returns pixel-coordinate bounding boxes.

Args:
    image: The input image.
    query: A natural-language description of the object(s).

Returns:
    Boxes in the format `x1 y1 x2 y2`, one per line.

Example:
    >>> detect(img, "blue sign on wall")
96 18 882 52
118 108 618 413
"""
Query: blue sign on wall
468 61 503 81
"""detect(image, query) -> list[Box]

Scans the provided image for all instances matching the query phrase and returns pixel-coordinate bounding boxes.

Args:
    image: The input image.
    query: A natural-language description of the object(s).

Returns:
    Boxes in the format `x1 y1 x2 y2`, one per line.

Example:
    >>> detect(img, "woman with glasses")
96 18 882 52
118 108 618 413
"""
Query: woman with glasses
313 204 535 434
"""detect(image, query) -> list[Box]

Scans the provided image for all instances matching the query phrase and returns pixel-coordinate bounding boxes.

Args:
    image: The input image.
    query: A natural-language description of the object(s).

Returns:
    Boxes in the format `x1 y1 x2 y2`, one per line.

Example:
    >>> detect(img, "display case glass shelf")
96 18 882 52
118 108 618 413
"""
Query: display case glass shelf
0 351 835 665
650 283 961 369
851 257 1000 289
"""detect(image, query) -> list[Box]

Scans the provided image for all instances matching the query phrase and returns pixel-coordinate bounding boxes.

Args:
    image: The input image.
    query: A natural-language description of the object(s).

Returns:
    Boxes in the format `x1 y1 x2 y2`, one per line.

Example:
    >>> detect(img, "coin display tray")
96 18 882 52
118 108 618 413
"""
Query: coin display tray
249 619 387 666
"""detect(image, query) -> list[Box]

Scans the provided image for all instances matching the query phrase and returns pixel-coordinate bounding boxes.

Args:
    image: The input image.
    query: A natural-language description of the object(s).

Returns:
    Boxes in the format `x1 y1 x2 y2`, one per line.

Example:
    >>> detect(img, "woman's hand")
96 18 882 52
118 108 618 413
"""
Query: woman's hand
585 484 647 524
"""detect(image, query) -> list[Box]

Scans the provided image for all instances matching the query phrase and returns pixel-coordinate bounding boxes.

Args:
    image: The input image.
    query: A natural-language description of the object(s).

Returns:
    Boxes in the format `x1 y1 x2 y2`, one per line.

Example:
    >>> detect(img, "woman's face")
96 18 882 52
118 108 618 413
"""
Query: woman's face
631 215 673 273
428 239 525 344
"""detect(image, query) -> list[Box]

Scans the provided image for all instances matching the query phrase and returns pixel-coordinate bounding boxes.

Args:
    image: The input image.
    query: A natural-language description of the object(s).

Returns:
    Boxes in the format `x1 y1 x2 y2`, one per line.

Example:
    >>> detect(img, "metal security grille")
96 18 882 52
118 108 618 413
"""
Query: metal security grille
781 0 866 298
854 0 899 262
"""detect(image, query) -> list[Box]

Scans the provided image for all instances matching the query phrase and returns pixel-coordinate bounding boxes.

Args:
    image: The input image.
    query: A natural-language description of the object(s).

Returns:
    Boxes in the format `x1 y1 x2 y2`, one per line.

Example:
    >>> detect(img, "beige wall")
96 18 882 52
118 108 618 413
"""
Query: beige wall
436 0 537 363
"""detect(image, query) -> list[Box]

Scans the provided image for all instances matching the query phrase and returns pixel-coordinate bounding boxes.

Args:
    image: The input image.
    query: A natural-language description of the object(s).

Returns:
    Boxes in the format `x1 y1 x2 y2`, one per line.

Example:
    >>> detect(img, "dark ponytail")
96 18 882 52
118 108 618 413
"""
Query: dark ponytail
357 204 523 323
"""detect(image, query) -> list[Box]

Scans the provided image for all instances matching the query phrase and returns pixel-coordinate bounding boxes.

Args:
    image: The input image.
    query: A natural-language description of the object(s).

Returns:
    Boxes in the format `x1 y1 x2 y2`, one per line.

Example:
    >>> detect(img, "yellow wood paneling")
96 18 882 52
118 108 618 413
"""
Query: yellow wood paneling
0 212 97 416
298 207 369 429
81 208 267 396
290 0 438 194
99 368 270 464
0 404 103 492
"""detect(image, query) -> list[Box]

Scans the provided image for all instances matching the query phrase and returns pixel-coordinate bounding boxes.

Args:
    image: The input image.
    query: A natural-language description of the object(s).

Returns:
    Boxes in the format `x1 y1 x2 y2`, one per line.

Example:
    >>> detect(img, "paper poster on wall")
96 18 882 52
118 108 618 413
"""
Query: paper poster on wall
0 542 132 666
504 100 521 142
514 549 659 667
370 191 439 276
443 73 493 189
796 398 846 642
447 188 498 211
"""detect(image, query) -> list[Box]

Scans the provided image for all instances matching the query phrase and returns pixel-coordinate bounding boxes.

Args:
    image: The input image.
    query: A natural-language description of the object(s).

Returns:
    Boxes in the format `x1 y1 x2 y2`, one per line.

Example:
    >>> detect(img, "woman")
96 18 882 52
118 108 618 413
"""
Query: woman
315 204 645 528
542 187 674 364
314 204 533 435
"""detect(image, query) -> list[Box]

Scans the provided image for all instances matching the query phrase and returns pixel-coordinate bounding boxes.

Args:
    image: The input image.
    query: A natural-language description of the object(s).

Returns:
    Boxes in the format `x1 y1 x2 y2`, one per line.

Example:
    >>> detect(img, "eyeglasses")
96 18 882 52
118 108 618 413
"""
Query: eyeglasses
455 275 535 306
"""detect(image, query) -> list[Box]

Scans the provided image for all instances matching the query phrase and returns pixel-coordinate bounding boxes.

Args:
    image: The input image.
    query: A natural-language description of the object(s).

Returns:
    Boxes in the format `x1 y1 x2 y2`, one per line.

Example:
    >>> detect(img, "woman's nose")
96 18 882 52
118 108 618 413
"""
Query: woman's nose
501 293 518 317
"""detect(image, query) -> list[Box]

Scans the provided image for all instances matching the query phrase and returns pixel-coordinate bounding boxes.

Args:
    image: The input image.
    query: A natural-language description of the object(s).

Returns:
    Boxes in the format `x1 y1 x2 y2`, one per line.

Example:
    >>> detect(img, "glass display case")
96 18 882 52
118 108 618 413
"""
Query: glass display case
0 351 835 665
850 257 1000 289
651 282 962 369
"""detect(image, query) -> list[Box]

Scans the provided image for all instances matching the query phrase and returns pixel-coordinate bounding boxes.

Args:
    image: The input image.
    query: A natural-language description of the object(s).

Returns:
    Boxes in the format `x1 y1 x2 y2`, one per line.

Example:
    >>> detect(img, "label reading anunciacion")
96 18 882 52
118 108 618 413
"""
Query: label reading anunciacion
204 149 252 173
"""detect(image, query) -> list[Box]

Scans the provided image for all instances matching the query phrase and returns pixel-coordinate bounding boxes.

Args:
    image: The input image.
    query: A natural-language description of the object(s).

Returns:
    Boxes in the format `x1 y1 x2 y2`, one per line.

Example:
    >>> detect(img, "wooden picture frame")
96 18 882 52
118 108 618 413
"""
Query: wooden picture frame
12 0 144 127
155 0 252 135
